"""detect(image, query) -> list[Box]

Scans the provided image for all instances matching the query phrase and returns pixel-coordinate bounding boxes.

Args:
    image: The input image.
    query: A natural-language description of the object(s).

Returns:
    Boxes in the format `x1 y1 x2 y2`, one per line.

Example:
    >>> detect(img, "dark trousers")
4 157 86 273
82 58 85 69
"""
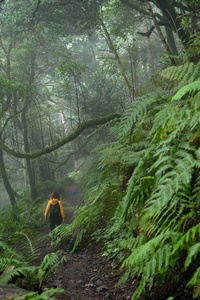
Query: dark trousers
49 215 62 231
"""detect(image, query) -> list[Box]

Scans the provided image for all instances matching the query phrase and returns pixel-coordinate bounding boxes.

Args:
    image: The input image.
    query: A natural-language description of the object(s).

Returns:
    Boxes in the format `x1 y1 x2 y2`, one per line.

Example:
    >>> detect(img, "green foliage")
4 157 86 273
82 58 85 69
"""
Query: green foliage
159 62 200 86
0 229 65 295
64 60 200 299
14 231 39 262
0 194 46 239
13 287 64 300
172 80 200 101
0 262 35 284
0 243 65 298
186 33 200 61
29 251 67 290
0 234 36 284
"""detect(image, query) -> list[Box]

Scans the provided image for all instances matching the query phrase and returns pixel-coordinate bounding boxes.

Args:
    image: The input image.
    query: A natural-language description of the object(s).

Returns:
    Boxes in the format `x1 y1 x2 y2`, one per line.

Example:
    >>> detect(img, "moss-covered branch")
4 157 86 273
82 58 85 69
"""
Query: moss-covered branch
0 114 121 159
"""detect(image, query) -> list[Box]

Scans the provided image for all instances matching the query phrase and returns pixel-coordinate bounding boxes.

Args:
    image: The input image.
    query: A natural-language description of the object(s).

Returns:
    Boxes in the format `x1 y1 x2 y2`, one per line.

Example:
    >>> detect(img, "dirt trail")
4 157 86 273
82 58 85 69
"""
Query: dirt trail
36 183 192 300
38 182 134 300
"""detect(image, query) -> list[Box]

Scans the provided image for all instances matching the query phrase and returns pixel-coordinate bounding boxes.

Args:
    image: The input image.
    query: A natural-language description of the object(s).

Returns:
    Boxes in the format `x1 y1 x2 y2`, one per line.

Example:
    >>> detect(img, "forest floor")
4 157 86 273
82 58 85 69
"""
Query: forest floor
33 183 193 300
35 182 135 300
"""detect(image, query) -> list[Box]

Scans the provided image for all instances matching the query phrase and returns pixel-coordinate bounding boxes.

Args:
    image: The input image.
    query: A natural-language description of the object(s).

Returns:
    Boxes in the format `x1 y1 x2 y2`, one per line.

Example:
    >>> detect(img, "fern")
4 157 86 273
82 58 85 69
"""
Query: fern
172 80 200 101
13 287 64 300
193 280 200 299
33 251 66 285
64 59 200 299
184 243 200 269
187 267 200 289
118 94 162 139
15 231 39 262
172 223 200 254
0 237 16 258
119 232 178 299
0 265 35 284
159 62 200 84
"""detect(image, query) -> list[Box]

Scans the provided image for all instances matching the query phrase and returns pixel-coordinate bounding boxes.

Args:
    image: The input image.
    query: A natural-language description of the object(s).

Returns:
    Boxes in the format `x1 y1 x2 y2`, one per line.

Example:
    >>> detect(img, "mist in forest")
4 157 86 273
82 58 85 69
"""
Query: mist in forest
0 0 188 207
0 1 200 299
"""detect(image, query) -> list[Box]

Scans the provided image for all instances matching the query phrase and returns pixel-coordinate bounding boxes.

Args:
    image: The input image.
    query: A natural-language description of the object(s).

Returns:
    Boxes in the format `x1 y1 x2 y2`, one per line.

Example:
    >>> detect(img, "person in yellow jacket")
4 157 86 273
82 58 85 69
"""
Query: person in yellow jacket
44 191 65 232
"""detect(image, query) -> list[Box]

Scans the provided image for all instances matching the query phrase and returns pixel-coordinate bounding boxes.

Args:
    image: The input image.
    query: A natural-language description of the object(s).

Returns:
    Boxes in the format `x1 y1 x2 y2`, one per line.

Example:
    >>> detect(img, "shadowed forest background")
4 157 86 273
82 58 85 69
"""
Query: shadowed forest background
0 0 200 299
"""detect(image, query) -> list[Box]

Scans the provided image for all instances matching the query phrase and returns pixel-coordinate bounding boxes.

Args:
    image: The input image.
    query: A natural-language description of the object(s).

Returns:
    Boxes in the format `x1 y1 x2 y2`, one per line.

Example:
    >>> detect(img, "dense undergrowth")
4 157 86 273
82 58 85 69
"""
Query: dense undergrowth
0 184 67 300
57 56 200 299
1 47 200 299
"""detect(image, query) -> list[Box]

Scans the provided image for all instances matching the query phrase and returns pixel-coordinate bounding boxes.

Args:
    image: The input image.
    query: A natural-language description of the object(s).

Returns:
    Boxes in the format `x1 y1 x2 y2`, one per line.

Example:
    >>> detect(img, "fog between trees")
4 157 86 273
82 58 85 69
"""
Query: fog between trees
0 1 200 299
0 0 199 206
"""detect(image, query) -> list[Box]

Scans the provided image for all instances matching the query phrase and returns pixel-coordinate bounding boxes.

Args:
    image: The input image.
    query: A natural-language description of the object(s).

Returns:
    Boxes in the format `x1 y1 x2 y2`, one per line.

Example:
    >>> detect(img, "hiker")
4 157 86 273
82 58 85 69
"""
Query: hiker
44 191 65 232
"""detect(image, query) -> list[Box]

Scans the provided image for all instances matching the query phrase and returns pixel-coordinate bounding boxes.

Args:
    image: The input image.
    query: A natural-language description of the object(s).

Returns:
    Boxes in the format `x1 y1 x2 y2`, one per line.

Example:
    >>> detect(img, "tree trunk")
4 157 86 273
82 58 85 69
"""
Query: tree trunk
165 27 179 56
21 104 38 200
154 0 190 48
0 147 16 206
145 0 176 66
0 41 17 206
143 18 154 78
20 52 38 201
98 15 135 100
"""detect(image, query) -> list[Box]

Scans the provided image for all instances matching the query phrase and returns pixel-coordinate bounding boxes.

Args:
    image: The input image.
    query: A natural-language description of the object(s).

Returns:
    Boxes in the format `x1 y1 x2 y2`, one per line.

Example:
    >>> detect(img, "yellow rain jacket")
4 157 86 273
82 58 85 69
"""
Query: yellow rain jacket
44 198 65 219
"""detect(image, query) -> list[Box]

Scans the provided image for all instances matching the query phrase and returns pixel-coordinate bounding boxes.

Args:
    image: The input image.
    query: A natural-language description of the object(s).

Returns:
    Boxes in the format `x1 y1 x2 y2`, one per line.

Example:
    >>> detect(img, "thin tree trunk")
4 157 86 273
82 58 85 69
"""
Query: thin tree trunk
21 104 38 200
143 18 154 78
21 52 38 201
98 15 135 100
0 147 16 206
0 41 17 206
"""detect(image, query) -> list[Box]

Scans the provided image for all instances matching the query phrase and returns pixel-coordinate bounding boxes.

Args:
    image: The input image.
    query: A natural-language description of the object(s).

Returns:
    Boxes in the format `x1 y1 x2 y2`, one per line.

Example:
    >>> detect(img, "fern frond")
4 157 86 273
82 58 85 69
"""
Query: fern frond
15 231 39 262
150 103 179 140
160 62 200 84
172 223 200 255
0 239 15 258
39 252 60 271
172 80 200 101
118 95 159 138
121 233 176 299
187 267 200 288
0 265 35 284
193 281 200 299
185 243 200 269
29 251 66 290
0 257 28 272
121 232 170 270
13 287 64 300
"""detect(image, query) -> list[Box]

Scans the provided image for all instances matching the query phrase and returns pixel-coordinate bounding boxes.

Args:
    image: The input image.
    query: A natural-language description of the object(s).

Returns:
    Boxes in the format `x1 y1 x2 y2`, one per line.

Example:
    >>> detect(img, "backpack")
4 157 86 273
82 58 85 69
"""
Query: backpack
49 202 60 216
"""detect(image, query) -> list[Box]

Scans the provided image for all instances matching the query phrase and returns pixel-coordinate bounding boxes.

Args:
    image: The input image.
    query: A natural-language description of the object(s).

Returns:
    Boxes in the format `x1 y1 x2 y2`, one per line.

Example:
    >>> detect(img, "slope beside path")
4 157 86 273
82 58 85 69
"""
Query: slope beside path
37 182 134 300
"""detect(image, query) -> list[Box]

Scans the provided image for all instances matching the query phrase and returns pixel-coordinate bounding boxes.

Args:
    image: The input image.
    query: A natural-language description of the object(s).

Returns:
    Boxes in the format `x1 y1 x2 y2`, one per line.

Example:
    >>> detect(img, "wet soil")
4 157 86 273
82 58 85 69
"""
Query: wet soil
36 183 135 300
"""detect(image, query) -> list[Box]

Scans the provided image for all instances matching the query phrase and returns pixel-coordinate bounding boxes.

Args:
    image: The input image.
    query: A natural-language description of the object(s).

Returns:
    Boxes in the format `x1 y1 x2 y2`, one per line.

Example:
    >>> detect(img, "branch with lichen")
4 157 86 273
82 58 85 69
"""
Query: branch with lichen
0 114 121 159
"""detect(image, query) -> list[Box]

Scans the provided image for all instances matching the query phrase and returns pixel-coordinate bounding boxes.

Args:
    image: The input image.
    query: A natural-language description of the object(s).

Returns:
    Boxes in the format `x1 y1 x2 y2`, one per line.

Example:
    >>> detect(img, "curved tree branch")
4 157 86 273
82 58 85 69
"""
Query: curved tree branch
137 21 170 37
0 113 121 159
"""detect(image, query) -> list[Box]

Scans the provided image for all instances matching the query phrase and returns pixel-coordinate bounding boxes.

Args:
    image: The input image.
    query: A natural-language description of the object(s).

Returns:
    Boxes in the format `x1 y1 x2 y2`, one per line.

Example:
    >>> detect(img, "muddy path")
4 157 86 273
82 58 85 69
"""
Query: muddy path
36 182 135 300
